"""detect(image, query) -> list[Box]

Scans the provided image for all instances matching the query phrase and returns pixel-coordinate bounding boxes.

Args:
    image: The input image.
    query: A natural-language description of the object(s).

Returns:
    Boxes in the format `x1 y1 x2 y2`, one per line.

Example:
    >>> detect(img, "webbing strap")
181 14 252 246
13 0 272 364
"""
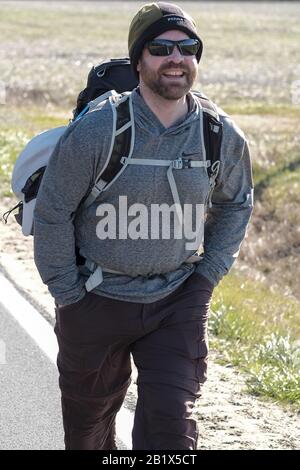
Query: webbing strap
82 93 134 209
120 157 210 168
84 254 202 292
120 156 210 223
85 266 103 292
197 98 207 162
84 259 126 291
82 94 119 209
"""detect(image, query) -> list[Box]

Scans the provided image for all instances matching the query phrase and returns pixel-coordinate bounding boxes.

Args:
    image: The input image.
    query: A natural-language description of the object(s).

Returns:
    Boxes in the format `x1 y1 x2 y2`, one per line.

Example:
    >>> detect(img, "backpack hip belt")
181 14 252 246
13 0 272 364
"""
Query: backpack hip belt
83 253 203 292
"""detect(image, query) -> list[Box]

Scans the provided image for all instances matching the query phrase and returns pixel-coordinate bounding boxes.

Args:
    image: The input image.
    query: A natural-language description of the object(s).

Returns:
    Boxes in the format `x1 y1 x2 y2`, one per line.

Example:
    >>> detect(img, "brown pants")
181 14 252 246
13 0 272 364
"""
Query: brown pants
54 272 213 450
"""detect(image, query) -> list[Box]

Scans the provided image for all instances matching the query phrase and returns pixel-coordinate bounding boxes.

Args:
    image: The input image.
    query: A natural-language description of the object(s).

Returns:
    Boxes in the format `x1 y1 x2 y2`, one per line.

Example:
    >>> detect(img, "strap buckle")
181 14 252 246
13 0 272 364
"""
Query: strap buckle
171 158 191 170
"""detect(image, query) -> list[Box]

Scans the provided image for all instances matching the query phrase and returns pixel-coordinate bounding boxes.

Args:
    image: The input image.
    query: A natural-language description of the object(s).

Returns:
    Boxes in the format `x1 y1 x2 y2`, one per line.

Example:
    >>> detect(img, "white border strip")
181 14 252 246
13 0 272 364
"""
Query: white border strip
0 271 133 449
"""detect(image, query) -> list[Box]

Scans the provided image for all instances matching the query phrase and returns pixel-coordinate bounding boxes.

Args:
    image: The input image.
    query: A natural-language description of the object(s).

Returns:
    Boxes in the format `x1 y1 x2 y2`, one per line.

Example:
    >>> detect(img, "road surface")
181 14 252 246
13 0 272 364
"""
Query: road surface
0 272 133 450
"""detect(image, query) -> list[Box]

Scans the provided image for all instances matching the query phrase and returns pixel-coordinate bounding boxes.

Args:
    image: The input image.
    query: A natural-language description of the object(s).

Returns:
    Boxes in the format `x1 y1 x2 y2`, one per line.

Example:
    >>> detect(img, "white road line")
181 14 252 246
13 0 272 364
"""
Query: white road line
0 272 58 363
0 271 133 449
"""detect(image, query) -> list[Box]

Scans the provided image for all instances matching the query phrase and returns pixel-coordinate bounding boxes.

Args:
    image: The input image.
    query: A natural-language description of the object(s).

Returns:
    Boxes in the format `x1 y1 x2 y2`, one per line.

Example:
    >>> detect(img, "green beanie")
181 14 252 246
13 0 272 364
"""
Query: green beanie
128 2 203 77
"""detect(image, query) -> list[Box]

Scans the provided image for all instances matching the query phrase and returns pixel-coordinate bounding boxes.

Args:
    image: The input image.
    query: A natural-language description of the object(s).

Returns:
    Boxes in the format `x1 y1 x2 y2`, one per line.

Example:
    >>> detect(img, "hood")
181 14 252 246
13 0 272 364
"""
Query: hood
131 87 200 137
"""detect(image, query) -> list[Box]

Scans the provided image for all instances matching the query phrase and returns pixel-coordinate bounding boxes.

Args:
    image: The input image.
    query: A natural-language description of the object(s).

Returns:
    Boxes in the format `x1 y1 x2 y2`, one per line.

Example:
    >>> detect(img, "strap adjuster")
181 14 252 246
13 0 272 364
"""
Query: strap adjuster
171 158 192 170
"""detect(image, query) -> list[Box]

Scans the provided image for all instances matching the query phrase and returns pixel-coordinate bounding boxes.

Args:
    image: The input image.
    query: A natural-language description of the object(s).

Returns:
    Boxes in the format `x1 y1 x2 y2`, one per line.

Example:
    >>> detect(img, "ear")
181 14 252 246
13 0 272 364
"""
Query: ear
136 59 141 73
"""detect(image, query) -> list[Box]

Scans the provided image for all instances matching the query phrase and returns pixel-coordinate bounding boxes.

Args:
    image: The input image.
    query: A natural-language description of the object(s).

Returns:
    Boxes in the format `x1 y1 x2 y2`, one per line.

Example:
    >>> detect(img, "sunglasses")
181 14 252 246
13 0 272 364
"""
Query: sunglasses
145 38 200 57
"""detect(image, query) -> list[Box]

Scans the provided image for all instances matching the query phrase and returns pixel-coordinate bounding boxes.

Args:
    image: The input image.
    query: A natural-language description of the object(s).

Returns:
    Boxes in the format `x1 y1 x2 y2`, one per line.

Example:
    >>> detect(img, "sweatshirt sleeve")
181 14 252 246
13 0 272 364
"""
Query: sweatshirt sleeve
195 117 254 287
33 117 101 306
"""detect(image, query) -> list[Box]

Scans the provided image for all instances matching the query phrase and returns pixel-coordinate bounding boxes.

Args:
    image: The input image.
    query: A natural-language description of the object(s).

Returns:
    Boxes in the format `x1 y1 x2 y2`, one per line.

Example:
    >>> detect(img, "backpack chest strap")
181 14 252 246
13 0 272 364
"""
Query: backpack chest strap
120 156 210 169
121 156 211 223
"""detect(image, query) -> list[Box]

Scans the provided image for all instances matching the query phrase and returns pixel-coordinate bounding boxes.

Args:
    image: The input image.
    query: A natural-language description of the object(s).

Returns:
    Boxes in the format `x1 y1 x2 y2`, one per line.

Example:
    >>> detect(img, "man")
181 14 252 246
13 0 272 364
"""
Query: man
34 2 253 450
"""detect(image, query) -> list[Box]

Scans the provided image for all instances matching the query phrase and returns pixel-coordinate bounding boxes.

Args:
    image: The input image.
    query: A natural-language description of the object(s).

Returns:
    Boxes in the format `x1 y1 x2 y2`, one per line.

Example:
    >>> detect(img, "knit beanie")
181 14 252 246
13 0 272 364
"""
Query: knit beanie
128 2 203 77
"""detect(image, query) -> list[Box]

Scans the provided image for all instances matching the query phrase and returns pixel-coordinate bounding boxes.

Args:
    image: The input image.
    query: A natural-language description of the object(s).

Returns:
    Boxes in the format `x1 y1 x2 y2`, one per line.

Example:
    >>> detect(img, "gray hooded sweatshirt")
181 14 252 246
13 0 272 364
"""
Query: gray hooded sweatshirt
34 89 254 306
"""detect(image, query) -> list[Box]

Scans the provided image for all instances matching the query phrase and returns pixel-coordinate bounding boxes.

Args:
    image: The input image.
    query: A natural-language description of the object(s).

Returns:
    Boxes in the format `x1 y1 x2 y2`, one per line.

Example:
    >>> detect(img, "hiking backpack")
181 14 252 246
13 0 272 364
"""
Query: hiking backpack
3 57 223 237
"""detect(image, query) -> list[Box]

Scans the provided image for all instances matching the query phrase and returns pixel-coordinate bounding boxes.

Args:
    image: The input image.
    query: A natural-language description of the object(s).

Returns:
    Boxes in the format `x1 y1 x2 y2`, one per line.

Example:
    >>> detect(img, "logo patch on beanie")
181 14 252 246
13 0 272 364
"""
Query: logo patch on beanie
167 16 185 24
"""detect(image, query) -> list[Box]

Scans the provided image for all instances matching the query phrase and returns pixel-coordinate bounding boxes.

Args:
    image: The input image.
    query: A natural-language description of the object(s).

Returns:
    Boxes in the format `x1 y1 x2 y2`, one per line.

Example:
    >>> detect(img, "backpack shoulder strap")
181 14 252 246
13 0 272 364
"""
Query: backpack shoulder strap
195 92 220 120
192 91 223 181
192 91 224 208
82 91 134 210
82 90 223 212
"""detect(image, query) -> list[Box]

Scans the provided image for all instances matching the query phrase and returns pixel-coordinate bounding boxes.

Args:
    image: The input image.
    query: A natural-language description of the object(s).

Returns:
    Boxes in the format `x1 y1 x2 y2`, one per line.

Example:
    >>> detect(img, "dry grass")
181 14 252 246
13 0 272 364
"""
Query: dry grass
0 1 299 403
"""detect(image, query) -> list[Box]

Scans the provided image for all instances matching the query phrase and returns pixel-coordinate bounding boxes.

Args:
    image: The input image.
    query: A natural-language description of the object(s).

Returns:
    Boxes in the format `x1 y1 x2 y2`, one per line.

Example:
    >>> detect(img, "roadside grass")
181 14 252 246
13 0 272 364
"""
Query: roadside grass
210 271 300 406
224 104 300 119
1 1 300 406
262 166 300 212
1 2 299 109
0 107 69 197
0 129 31 196
253 152 300 197
236 112 300 300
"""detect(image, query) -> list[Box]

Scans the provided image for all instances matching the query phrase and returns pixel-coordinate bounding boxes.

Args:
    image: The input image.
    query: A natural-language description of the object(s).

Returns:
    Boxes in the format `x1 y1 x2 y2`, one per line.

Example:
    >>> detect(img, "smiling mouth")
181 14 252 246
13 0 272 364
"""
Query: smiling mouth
162 71 185 79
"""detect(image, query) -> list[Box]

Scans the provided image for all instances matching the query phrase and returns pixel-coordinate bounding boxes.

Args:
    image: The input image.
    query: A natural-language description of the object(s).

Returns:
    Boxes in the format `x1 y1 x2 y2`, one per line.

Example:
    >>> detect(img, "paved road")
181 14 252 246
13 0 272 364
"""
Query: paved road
0 301 64 450
0 279 132 450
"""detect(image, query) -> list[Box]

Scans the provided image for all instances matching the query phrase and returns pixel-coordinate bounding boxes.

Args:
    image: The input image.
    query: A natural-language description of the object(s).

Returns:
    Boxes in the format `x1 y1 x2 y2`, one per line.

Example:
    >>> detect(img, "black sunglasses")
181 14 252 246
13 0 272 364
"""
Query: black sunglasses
145 38 200 57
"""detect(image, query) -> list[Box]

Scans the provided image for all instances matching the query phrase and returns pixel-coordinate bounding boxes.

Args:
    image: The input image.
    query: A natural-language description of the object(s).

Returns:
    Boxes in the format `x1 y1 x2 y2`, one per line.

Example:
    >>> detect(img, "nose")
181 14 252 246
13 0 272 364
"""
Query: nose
168 45 184 63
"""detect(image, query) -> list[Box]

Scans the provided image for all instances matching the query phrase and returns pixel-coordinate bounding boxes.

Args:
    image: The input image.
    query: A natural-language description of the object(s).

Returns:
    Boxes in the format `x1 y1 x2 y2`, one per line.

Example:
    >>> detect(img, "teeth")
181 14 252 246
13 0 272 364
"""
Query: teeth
164 71 183 76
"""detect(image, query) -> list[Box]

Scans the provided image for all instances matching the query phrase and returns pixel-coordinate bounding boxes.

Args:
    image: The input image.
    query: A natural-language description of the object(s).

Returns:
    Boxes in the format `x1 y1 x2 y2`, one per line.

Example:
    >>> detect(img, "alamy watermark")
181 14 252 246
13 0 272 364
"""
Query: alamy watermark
0 81 6 105
291 80 300 105
95 196 205 251
0 339 6 365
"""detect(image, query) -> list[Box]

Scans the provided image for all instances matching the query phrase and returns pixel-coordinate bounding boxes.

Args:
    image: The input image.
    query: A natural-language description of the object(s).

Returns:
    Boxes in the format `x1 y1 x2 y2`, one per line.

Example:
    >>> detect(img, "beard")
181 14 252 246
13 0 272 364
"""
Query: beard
139 58 197 100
